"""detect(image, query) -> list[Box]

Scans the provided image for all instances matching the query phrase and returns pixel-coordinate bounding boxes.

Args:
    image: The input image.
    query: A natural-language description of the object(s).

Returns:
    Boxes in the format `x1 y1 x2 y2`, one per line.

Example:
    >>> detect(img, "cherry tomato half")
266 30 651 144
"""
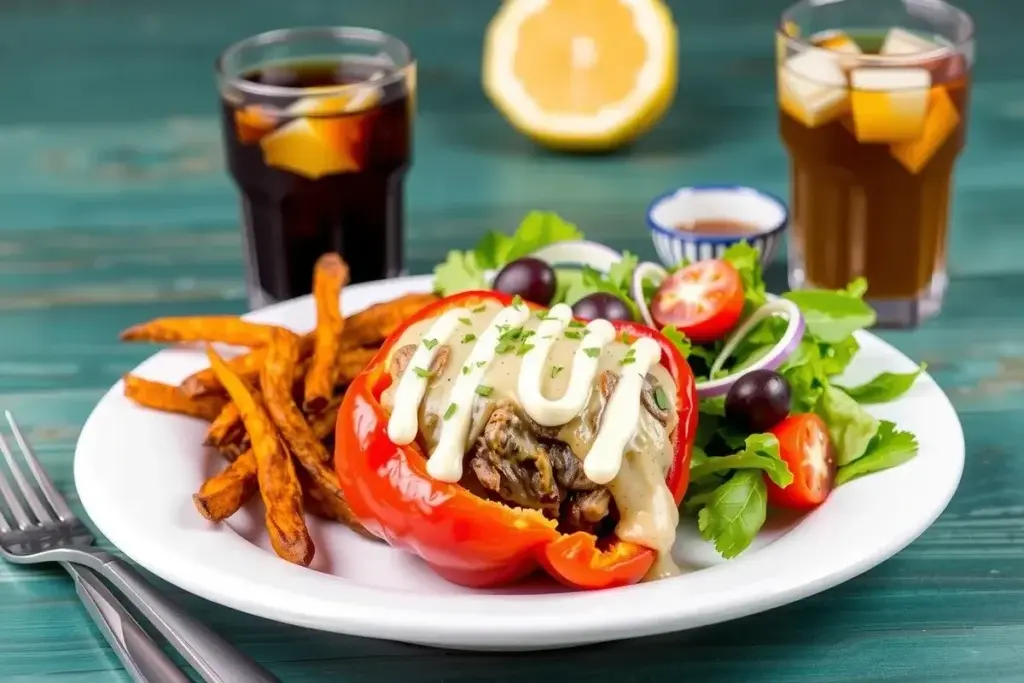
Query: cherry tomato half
766 413 836 509
649 260 745 343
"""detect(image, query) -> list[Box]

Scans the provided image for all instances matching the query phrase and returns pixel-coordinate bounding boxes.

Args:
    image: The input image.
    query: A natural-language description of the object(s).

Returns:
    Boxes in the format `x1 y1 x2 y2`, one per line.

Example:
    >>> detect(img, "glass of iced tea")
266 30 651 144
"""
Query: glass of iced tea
216 27 414 308
777 0 973 327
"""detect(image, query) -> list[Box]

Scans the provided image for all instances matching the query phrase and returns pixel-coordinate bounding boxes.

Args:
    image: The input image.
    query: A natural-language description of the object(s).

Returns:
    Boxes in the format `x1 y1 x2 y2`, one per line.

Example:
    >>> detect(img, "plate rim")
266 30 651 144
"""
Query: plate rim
74 274 965 650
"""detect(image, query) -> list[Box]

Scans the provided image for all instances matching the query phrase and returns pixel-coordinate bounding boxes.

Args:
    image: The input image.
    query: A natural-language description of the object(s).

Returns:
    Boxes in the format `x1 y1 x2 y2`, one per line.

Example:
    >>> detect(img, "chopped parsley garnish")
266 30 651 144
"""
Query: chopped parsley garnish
621 332 635 344
564 330 583 340
471 304 486 313
461 364 471 375
654 385 670 411
444 403 457 420
413 366 431 379
458 317 471 325
476 360 487 367
495 341 515 354
475 385 493 397
517 343 535 356
511 295 525 309
551 365 564 378
568 320 585 329
522 330 536 339
584 347 601 358
423 338 438 350
620 348 637 366
498 325 525 344
461 333 476 343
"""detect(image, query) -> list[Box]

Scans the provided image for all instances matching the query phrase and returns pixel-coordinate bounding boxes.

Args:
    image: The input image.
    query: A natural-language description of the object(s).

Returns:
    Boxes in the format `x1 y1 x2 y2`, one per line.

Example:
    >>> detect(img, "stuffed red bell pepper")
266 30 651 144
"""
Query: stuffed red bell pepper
335 290 697 590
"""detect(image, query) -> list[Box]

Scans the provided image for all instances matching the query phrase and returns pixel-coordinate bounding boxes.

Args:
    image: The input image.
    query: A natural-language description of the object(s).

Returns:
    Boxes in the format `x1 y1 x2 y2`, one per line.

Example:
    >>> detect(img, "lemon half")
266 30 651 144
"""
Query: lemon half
483 0 678 152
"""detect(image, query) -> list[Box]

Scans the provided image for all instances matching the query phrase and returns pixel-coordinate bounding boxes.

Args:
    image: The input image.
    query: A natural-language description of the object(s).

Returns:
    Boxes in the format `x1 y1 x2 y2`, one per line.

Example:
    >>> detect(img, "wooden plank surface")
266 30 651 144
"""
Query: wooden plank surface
0 0 1022 680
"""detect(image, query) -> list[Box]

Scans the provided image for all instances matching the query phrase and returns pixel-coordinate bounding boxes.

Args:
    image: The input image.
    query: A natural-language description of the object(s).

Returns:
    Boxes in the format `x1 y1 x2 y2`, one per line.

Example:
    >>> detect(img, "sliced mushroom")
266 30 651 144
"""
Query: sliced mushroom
641 375 670 424
389 343 450 381
389 344 417 379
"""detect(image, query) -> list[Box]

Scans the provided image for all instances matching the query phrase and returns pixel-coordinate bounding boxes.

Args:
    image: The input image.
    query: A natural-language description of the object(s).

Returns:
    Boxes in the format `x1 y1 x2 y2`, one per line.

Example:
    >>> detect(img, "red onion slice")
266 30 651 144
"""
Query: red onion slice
628 260 804 398
698 299 805 398
631 261 668 327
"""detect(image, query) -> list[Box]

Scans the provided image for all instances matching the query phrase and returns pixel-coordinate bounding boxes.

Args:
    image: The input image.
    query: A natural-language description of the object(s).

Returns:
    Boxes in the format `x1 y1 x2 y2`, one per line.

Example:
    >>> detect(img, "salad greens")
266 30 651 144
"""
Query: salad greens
687 244 920 557
434 211 641 315
432 212 924 560
434 212 583 296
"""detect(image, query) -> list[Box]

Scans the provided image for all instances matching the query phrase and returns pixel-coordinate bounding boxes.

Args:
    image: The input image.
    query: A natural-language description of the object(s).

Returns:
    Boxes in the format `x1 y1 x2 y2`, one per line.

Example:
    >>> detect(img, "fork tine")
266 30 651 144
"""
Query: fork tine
0 429 52 523
0 467 32 530
5 412 73 521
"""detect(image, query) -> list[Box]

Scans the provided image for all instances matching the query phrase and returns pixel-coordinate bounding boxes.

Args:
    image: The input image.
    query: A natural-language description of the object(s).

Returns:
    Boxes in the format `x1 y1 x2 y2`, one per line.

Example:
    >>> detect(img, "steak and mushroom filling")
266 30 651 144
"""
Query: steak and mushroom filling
378 298 682 566
386 340 671 537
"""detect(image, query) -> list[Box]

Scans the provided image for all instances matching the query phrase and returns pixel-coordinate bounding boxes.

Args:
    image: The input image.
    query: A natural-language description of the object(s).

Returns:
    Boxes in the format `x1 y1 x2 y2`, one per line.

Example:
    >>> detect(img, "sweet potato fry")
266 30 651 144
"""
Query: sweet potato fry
304 254 349 413
120 316 280 347
261 328 369 535
343 292 439 347
123 375 226 421
204 402 243 449
204 347 378 455
299 468 377 540
194 397 343 522
179 293 432 396
205 346 314 566
179 334 315 398
180 347 270 398
193 455 257 522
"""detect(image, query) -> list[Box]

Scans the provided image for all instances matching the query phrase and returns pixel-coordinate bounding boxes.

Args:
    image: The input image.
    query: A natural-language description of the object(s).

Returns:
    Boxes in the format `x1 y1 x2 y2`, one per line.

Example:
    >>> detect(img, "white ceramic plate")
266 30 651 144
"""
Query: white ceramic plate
74 275 965 651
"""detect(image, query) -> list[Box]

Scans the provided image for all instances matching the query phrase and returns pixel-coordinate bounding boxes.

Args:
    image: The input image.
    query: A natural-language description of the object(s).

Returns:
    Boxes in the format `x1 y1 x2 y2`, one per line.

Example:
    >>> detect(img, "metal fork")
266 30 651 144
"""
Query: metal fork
0 411 280 683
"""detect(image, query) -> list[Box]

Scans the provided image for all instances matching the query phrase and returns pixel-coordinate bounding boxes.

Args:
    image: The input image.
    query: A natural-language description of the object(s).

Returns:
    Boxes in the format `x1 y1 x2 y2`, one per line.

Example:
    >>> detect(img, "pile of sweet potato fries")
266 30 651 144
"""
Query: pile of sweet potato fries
119 253 438 566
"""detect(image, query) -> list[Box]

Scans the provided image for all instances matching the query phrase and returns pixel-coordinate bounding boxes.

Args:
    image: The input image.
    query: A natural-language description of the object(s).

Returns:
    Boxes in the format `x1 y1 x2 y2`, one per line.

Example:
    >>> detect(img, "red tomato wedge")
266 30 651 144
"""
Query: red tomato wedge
766 413 836 509
649 260 745 343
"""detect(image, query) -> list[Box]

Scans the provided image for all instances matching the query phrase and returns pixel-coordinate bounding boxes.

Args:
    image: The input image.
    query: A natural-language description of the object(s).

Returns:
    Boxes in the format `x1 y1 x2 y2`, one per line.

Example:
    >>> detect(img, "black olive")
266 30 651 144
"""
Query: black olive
493 257 557 306
724 369 792 433
571 293 634 322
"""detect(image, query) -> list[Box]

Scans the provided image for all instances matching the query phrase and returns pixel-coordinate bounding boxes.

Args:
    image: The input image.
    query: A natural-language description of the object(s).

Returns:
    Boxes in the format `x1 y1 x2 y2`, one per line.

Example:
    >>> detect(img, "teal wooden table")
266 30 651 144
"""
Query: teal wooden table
2 0 1023 680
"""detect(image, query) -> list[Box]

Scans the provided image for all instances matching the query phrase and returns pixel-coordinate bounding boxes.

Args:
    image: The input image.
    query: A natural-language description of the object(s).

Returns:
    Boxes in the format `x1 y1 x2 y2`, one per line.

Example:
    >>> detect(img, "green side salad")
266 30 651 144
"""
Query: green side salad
433 211 925 559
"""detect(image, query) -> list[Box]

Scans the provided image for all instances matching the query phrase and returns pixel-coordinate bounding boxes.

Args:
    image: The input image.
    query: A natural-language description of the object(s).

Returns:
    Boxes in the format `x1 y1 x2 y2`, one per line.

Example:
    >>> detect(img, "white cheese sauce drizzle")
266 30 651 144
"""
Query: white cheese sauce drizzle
385 307 470 445
518 304 616 427
582 336 663 485
424 303 531 482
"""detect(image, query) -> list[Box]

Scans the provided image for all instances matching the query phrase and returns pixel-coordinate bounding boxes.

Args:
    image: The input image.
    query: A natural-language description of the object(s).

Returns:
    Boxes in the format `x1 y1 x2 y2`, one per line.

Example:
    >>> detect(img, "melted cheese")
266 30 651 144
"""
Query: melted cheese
386 307 470 445
424 303 530 482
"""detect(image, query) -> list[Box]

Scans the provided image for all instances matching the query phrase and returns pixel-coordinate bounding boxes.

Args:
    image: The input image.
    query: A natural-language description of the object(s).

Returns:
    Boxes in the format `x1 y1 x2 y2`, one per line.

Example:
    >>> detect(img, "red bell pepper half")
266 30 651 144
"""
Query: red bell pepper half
334 290 698 590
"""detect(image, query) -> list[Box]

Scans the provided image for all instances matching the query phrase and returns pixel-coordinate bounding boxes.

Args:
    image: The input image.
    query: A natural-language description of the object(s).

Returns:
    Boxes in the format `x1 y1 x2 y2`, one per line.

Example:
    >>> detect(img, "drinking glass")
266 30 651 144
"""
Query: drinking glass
777 0 973 327
217 27 415 308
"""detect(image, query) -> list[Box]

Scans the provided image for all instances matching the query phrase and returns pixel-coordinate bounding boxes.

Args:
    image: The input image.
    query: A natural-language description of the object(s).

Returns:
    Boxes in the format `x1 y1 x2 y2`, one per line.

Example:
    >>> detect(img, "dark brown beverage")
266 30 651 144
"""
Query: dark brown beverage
676 219 760 236
777 0 974 327
217 28 414 307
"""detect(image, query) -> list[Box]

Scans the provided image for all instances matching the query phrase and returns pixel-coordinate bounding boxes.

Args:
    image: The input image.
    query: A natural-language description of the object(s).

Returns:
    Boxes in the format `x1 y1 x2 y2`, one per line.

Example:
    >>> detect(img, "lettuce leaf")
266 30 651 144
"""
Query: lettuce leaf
835 421 919 485
696 470 768 559
816 385 880 466
836 364 926 403
689 433 792 488
432 211 582 296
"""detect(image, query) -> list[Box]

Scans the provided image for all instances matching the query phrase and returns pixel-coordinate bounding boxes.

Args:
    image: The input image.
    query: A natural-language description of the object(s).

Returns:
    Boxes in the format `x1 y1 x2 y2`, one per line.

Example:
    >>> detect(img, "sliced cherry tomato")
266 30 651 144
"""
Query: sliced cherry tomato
766 413 836 509
649 260 744 343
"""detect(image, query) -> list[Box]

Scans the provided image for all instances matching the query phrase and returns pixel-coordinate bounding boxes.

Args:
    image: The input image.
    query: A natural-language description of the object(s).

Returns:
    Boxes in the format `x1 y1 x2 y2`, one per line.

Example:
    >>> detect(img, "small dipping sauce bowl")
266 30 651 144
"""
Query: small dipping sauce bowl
646 185 788 269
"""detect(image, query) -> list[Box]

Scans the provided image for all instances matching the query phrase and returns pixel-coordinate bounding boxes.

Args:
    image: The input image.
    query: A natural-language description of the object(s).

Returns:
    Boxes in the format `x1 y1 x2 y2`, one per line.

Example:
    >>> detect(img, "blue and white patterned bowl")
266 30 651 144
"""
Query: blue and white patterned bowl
646 185 788 269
